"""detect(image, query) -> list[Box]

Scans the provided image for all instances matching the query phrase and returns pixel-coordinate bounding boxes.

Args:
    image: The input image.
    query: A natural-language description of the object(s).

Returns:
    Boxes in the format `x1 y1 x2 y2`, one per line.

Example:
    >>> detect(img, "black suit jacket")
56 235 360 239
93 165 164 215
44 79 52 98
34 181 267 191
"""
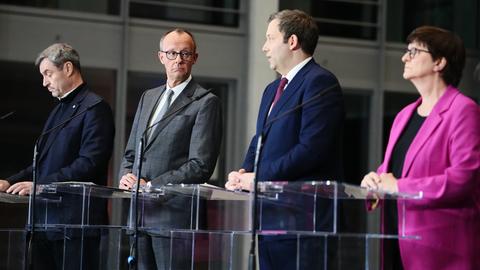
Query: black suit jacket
8 85 115 229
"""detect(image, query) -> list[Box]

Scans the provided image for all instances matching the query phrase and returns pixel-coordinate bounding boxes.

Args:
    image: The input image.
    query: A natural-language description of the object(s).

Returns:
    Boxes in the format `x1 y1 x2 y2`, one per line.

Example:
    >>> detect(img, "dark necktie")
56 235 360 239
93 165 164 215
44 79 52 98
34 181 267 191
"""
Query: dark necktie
270 77 288 112
272 77 288 108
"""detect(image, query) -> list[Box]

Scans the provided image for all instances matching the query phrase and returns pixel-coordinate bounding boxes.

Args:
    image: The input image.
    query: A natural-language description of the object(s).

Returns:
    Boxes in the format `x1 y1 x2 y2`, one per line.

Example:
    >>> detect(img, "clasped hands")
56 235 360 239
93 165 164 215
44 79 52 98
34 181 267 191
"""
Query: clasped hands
360 172 399 194
225 169 254 191
119 173 148 190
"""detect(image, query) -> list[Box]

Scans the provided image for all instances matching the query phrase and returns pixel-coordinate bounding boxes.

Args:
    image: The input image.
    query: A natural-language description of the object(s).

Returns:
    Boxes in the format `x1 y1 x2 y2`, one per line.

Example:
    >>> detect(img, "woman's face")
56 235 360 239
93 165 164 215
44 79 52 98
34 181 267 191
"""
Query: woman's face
401 41 437 81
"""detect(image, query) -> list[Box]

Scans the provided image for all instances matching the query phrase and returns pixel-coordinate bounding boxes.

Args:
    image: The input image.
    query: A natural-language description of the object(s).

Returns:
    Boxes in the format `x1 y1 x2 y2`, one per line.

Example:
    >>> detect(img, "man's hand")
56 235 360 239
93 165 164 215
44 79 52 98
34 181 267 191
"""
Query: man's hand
225 169 254 191
119 173 147 190
6 181 32 196
0 180 11 192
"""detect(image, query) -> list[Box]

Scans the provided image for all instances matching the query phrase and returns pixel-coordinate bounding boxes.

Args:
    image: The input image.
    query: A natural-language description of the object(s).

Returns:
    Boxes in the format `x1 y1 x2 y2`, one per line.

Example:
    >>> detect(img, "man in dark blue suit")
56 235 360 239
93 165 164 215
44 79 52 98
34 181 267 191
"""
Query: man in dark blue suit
226 10 344 270
0 43 115 270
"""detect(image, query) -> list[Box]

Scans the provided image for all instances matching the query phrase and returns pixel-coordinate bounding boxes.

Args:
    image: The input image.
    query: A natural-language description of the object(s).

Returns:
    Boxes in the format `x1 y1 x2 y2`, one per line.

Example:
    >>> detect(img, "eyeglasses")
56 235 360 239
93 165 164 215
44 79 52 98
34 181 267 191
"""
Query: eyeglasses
405 47 430 58
160 50 194 61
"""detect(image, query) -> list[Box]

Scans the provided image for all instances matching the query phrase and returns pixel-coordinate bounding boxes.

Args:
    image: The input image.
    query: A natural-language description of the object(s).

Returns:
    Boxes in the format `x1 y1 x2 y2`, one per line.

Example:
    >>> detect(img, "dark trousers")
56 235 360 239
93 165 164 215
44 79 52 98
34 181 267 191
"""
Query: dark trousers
32 233 101 270
259 236 331 270
137 233 192 270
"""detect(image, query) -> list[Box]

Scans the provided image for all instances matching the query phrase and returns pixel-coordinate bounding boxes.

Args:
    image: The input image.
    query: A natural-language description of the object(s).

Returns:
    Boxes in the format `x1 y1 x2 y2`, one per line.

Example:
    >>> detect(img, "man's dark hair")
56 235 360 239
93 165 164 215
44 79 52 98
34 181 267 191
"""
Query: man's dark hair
268 9 319 55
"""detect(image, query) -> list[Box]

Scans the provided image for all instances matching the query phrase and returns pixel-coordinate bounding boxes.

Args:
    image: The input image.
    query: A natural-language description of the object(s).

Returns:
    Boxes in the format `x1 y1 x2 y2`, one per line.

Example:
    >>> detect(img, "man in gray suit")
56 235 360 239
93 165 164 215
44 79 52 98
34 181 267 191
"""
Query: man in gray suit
119 28 222 270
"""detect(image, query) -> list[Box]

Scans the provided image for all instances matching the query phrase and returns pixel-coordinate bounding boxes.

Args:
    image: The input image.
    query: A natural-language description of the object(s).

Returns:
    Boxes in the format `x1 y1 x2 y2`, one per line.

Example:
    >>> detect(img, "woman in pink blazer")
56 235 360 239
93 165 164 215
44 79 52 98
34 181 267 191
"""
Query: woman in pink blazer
362 26 480 270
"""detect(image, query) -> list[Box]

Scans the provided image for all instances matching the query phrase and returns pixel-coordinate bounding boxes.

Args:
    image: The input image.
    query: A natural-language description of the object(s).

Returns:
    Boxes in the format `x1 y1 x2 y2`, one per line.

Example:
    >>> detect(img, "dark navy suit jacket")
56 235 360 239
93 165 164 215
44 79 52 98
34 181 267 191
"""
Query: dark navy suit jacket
242 59 344 236
7 85 115 229
243 59 344 182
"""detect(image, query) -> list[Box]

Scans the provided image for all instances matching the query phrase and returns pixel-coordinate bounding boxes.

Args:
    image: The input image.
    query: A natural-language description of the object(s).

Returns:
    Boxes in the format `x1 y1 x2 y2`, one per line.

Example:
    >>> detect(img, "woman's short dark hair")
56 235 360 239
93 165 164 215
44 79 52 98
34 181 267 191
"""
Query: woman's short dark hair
407 26 466 87
268 9 319 56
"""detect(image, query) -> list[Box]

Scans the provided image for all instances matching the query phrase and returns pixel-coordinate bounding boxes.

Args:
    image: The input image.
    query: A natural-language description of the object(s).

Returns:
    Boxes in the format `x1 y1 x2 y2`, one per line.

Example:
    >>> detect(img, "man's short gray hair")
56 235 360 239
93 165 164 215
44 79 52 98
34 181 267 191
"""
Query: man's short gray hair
35 43 81 72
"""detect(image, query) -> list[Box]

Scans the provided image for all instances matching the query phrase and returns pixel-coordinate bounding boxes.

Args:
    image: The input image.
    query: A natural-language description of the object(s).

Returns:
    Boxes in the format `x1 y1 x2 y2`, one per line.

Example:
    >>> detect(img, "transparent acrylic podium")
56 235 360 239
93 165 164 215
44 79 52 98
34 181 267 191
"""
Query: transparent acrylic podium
0 180 421 269
0 192 28 270
132 181 422 270
33 182 132 269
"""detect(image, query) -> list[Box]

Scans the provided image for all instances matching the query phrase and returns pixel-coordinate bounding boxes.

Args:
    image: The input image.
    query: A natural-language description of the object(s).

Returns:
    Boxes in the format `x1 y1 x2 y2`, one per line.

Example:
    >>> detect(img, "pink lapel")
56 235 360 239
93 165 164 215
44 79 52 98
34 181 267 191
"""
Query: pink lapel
401 86 458 177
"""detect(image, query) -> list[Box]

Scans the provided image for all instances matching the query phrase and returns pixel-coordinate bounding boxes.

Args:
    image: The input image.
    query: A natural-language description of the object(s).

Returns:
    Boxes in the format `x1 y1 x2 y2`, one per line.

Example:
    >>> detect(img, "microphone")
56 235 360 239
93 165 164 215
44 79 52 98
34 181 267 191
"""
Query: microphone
127 88 212 269
0 111 15 120
25 99 101 270
247 83 339 270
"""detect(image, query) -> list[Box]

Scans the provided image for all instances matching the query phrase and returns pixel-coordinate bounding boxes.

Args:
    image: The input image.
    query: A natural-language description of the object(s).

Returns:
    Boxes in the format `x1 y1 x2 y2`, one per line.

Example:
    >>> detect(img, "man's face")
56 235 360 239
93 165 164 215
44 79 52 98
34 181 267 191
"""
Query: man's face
158 32 198 87
39 59 71 98
262 19 290 75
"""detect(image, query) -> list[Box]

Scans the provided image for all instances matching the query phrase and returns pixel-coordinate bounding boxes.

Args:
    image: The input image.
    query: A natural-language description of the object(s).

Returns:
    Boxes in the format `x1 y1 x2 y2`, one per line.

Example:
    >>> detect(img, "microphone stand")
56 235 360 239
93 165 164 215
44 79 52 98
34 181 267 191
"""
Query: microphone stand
248 132 264 270
127 136 145 269
23 100 101 270
0 111 15 120
246 83 339 270
24 141 39 270
127 89 212 269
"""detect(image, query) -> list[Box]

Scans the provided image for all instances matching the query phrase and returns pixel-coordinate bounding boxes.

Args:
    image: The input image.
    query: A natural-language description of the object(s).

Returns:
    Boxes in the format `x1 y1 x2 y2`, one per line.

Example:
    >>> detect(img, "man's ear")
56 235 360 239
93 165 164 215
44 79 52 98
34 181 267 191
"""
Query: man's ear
63 61 74 76
434 57 447 72
288 34 300 50
191 52 198 64
158 51 165 64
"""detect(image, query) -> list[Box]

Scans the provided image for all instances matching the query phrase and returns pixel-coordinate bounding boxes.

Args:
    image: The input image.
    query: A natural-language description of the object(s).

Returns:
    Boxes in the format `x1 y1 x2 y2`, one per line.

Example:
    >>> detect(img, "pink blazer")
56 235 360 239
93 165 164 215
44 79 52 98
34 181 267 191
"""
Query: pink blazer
378 86 480 270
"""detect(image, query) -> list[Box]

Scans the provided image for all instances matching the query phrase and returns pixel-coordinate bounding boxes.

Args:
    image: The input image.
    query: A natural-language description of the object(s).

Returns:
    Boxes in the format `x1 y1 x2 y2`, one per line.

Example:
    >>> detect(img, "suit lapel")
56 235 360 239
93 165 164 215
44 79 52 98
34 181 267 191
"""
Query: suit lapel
257 84 276 135
401 87 457 177
144 81 197 150
140 87 165 137
263 60 311 136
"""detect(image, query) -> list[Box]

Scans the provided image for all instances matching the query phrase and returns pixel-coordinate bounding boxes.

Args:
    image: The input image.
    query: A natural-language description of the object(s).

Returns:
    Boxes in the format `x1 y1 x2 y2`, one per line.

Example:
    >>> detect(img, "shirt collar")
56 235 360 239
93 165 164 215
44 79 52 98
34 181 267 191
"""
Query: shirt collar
58 83 84 103
167 75 192 99
283 57 312 85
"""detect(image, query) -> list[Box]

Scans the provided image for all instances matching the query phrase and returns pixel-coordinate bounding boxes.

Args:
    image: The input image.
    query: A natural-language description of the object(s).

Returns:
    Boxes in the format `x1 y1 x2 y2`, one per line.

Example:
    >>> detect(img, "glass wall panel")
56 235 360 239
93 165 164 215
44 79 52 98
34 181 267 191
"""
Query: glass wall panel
0 0 120 15
387 0 479 49
126 71 229 183
130 0 240 27
280 0 379 40
343 90 371 185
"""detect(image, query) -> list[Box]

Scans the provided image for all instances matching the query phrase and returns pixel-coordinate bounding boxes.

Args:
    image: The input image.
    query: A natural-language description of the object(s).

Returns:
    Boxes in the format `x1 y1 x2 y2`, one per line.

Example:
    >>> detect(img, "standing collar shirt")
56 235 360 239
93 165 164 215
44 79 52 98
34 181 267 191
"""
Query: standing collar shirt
58 83 84 101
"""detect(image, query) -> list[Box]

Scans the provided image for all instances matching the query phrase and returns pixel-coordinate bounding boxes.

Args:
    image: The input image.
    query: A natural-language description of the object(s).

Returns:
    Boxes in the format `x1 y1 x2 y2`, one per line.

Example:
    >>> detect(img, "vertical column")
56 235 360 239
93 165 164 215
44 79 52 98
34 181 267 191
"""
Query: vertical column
244 1 278 146
367 1 387 269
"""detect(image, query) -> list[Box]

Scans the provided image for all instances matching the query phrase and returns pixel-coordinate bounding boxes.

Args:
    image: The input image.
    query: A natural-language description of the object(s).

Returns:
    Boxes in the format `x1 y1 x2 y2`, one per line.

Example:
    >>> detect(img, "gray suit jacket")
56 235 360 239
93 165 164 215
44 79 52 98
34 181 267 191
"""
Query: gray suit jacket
120 79 222 187
120 79 222 232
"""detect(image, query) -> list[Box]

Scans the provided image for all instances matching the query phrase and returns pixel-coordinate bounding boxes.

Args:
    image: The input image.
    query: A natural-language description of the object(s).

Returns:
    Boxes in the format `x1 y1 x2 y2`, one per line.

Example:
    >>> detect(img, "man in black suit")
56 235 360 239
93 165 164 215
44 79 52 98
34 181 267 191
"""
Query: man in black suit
0 43 115 270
